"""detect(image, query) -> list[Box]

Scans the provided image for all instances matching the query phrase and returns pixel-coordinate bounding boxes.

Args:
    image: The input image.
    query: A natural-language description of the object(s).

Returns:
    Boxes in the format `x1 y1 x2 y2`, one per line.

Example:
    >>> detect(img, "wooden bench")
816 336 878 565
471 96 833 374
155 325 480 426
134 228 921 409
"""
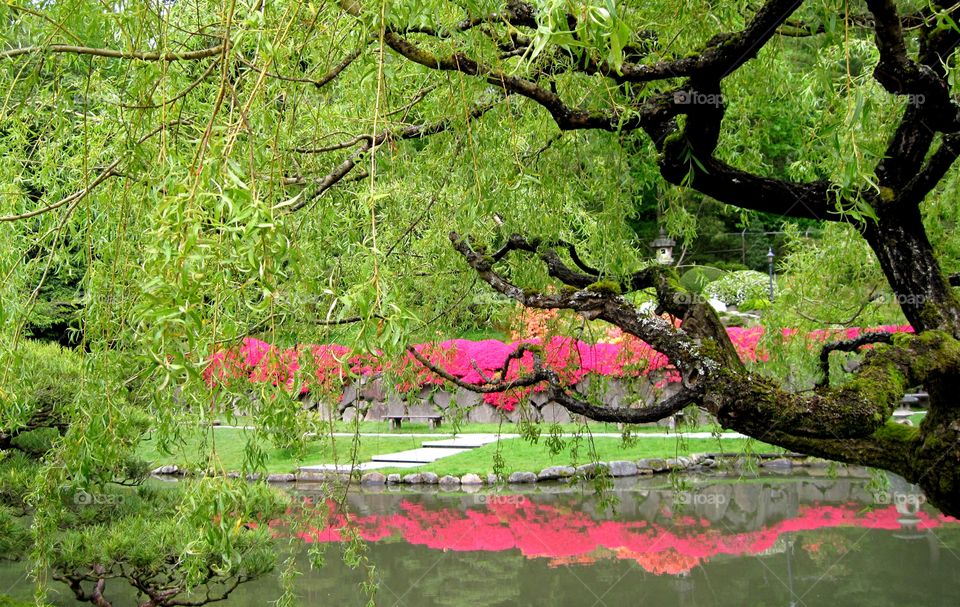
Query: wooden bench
382 415 442 430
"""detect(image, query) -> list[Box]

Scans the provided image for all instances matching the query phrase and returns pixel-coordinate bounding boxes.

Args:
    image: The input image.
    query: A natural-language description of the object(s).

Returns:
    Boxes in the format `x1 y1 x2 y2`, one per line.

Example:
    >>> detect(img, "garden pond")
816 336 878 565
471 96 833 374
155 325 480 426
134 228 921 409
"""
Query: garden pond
2 468 958 606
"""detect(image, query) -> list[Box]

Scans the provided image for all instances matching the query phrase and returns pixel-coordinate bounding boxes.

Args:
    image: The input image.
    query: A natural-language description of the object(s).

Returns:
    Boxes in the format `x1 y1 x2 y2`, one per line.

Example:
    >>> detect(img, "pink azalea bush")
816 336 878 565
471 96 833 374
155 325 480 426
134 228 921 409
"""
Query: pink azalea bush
203 324 915 411
728 324 914 363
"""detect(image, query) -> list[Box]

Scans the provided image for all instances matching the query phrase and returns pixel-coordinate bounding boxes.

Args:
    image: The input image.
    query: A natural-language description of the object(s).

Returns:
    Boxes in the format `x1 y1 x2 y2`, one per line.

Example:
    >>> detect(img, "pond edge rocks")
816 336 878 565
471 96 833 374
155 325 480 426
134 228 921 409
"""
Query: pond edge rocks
151 452 819 486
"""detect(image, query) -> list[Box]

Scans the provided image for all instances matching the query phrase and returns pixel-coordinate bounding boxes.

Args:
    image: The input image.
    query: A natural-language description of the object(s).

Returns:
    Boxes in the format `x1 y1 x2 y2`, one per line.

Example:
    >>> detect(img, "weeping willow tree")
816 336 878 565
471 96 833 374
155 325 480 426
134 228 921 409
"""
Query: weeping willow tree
4 0 960 604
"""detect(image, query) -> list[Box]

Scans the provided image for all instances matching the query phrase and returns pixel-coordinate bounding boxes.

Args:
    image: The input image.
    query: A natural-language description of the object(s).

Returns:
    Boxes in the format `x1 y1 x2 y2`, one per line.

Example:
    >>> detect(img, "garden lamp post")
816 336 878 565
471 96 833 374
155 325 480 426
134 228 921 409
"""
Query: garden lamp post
650 228 676 265
767 247 775 301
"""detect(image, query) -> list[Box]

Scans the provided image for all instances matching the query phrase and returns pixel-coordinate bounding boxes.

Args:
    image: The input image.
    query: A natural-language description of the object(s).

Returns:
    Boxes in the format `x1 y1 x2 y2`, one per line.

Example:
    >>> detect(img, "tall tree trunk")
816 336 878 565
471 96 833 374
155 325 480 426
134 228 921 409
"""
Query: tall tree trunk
864 209 960 334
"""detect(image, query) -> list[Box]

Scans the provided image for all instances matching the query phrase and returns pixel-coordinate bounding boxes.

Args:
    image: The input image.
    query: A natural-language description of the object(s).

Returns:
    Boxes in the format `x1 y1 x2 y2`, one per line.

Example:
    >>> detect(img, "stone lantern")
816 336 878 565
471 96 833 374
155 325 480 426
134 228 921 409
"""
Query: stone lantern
650 228 676 265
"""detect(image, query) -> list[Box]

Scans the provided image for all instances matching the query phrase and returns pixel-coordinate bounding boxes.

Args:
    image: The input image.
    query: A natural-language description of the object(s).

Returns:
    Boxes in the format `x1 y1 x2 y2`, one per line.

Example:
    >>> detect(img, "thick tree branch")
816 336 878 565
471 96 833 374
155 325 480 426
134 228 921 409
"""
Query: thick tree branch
816 331 895 389
762 429 917 477
406 344 550 393
450 231 718 386
0 44 224 62
610 0 806 82
715 331 960 441
657 145 846 222
547 380 700 424
899 133 960 206
867 0 960 131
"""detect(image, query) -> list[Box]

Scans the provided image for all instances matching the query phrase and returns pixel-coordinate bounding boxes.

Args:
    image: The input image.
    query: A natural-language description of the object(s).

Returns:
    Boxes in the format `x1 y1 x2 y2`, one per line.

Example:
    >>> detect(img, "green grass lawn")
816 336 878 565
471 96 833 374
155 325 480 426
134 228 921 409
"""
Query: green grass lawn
138 428 427 474
139 426 766 477
376 435 774 477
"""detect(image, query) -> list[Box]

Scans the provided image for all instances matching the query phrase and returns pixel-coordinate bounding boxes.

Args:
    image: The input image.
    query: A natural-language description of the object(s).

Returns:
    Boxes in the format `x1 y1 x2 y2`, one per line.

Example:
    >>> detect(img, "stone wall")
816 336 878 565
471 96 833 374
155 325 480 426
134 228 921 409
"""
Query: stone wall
304 372 685 425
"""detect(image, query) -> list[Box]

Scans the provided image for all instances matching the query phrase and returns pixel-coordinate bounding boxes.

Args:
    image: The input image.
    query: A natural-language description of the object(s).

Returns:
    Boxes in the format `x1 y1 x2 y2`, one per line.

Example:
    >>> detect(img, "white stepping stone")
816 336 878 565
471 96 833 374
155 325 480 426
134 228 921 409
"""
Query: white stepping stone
421 435 502 449
370 447 472 464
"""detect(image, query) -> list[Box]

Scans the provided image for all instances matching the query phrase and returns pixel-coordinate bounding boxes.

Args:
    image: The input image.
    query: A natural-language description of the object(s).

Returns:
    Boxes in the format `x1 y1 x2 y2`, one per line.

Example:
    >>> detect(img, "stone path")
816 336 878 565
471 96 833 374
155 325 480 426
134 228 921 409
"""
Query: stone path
299 434 503 472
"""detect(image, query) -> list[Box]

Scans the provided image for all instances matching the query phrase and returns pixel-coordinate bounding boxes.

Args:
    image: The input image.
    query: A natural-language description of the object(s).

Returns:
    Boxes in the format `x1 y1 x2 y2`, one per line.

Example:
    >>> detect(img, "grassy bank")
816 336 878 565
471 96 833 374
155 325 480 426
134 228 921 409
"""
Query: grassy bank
139 428 427 474
376 436 774 477
139 427 766 476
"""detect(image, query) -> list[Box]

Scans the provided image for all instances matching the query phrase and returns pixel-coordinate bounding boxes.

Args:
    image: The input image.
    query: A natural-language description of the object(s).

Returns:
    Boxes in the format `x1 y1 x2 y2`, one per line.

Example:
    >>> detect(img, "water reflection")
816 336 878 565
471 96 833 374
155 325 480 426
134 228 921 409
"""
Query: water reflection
274 471 960 606
289 472 955 577
2 471 959 606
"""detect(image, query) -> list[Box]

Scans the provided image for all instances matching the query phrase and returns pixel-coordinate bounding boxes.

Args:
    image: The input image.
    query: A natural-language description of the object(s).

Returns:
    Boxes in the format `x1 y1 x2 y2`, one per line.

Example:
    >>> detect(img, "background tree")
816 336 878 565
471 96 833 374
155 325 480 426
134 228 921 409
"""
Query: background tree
316 0 960 515
4 0 960 600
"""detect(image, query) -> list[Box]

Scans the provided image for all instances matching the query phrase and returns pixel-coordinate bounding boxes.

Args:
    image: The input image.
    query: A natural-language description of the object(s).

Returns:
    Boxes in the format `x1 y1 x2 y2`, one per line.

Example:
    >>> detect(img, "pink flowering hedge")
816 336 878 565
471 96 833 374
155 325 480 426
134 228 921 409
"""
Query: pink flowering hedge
204 324 914 411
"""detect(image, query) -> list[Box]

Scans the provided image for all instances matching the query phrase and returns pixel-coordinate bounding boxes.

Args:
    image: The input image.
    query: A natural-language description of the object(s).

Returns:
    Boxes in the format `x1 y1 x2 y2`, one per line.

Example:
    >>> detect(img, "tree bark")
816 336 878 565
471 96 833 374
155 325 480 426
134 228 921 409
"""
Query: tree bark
863 209 960 334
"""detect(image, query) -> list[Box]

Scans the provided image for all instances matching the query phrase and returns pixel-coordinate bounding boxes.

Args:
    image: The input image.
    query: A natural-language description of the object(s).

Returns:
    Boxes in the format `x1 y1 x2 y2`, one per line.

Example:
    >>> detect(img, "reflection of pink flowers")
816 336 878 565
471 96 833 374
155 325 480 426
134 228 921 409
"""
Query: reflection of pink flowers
203 325 915 410
286 498 955 576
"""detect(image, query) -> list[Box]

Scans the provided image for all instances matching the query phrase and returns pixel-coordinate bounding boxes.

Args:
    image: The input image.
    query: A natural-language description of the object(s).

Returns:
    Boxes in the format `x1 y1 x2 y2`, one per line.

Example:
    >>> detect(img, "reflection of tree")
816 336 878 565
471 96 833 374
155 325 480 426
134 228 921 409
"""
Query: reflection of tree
269 493 960 606
302 480 957 578
411 550 523 607
797 531 854 578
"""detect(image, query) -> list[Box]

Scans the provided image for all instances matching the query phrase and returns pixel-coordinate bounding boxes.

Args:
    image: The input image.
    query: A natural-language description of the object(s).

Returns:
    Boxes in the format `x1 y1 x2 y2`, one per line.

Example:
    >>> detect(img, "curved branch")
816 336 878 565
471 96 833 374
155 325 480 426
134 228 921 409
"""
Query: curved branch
450 231 716 383
559 240 602 276
490 234 599 287
899 133 960 206
381 32 634 131
406 345 549 393
0 120 189 223
867 0 960 131
407 341 698 425
548 380 700 424
816 331 896 388
280 101 499 212
120 59 220 109
0 43 224 62
238 47 361 89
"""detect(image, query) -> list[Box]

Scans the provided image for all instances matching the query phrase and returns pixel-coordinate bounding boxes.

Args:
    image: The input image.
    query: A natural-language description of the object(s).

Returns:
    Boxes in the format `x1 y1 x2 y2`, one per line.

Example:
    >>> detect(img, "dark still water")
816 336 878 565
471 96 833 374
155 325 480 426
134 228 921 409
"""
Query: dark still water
3 470 959 606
